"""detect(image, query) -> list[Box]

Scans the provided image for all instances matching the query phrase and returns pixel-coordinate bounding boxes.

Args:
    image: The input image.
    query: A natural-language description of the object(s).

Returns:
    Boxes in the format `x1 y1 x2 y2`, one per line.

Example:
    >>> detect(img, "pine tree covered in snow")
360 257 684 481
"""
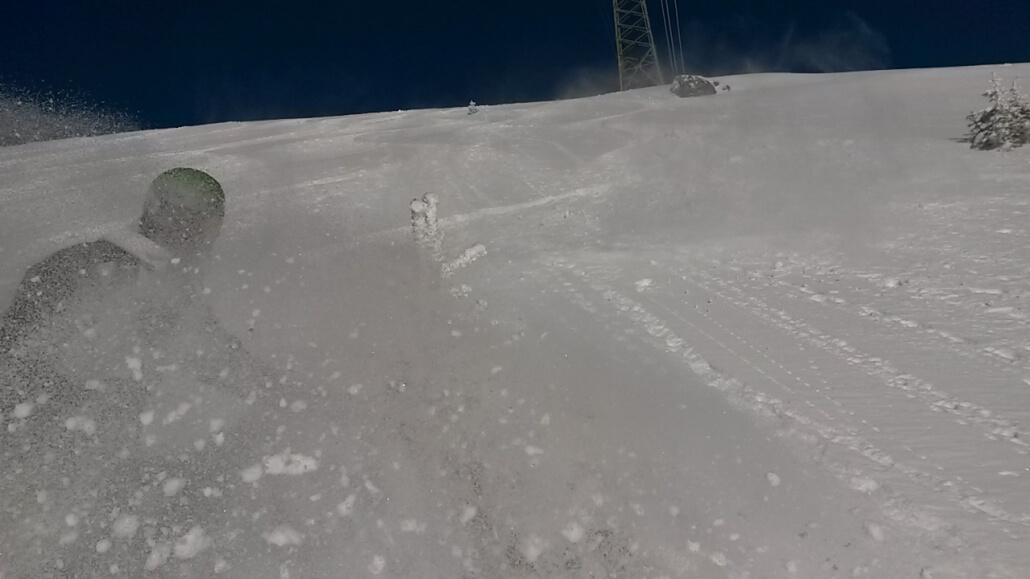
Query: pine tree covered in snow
966 73 1030 150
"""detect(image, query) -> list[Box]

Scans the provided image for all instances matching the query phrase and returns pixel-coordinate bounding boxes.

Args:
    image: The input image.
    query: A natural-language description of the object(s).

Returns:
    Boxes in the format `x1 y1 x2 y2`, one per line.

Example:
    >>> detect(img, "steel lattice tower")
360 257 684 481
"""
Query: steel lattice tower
612 0 664 91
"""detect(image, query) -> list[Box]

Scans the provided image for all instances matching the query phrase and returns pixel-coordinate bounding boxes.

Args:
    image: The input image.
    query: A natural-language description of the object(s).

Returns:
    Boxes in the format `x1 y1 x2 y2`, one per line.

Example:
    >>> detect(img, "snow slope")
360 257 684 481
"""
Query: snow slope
2 64 1030 577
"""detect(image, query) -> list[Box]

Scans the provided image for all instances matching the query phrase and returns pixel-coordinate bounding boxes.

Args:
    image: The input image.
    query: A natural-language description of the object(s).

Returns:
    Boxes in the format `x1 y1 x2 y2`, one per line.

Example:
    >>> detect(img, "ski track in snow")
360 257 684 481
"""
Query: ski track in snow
531 248 1030 572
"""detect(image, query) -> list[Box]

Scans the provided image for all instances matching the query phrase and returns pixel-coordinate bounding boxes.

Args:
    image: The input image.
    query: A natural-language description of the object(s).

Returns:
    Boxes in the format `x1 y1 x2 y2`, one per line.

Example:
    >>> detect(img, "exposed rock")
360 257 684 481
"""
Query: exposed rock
671 75 717 98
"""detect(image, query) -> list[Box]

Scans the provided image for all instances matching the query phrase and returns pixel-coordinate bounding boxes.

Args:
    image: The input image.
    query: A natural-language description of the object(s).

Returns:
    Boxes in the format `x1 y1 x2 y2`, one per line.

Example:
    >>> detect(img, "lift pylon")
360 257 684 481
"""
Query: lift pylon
612 0 664 91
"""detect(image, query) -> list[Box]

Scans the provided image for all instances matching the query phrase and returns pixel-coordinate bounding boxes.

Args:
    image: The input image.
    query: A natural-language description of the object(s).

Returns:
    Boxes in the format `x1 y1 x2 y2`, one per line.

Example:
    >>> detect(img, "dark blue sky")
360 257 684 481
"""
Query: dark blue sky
1 1 1026 128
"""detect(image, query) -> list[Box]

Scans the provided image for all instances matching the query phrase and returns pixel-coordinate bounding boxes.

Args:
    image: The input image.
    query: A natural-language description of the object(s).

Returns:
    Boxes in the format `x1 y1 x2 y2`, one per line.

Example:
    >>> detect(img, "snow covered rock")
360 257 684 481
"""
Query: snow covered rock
670 75 717 98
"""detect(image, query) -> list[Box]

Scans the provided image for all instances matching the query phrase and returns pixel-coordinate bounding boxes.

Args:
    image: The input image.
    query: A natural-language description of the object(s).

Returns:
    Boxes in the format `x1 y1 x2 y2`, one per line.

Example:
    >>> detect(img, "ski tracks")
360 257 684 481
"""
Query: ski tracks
537 249 1030 576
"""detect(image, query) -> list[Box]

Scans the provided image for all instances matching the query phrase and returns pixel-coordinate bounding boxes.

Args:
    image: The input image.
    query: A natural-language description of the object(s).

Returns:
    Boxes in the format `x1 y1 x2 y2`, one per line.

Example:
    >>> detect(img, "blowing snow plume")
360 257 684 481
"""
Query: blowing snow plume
678 11 890 76
0 83 140 146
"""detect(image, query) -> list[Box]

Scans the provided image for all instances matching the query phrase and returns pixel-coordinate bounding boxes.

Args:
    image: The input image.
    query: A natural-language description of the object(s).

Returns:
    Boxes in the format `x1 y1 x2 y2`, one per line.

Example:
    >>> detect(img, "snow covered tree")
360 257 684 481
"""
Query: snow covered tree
966 74 1030 151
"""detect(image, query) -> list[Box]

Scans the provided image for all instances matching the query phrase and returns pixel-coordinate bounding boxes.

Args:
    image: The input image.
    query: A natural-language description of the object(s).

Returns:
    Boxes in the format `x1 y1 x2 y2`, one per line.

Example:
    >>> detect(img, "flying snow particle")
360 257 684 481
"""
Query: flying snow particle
112 514 139 539
368 555 386 575
125 357 143 381
263 453 319 475
337 494 357 517
145 543 172 571
95 539 112 554
863 521 885 542
65 416 97 435
13 402 33 419
521 535 547 564
173 527 211 559
400 519 424 533
635 278 655 292
241 464 264 483
460 505 477 525
850 477 880 493
766 472 781 487
525 445 545 457
163 478 186 497
562 522 585 543
263 526 303 547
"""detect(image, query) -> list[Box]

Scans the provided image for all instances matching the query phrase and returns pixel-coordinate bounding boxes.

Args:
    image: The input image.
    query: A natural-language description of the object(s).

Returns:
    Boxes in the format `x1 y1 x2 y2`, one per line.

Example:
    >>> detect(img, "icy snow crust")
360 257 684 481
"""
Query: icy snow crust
2 65 1030 577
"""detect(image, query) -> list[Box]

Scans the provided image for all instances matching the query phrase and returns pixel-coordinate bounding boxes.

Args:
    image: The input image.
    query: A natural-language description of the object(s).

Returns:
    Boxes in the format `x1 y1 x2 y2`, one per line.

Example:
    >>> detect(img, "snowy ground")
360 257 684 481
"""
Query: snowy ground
2 64 1029 577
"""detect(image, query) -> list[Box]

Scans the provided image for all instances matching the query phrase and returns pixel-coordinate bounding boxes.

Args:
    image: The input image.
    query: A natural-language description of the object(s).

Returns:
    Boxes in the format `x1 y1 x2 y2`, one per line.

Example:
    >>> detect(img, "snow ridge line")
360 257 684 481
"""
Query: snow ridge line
691 268 1030 451
545 258 1030 531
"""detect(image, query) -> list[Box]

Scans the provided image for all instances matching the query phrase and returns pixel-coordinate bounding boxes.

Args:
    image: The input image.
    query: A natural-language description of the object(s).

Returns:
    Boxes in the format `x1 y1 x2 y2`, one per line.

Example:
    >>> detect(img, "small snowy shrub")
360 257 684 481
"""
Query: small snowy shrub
965 74 1030 151
467 100 479 115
